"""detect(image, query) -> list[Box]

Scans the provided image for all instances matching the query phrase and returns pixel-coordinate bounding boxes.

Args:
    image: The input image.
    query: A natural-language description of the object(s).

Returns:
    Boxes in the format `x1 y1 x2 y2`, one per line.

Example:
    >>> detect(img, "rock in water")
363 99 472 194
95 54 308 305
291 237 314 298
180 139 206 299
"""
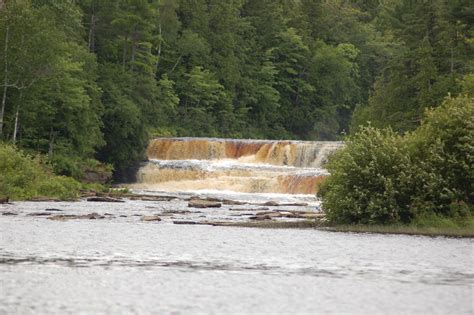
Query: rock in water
188 200 222 208
86 196 124 203
27 212 53 216
262 201 279 206
173 220 197 225
222 199 247 205
141 215 162 222
83 213 106 219
48 213 105 221
249 215 273 221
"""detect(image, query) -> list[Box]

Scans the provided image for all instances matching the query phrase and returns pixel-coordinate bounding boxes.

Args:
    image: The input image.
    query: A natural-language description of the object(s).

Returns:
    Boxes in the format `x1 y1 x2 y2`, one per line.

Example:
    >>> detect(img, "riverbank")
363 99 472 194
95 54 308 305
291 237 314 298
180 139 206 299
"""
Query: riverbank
229 220 474 238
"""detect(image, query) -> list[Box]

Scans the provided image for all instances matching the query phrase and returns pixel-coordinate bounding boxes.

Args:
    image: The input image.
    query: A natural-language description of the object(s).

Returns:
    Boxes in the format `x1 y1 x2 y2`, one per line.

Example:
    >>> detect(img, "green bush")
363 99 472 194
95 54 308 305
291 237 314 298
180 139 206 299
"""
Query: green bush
51 155 113 183
0 144 82 200
318 127 413 224
319 94 474 224
407 95 474 217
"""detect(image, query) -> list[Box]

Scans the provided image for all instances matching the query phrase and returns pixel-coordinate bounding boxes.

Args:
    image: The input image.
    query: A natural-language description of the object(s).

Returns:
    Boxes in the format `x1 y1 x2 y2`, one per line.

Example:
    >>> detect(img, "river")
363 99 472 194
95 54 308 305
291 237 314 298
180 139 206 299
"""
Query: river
1 137 473 314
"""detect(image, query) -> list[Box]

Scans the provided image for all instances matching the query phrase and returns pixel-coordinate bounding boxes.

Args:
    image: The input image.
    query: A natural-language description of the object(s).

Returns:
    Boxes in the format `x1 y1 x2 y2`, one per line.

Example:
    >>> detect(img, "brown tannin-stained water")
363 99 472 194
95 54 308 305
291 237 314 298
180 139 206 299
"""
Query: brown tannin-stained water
133 137 342 195
1 138 473 314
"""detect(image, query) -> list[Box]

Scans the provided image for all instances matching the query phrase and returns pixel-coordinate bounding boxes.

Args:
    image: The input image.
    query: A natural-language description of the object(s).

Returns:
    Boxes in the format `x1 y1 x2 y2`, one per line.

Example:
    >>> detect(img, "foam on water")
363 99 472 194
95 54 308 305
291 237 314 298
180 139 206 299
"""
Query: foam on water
132 137 339 195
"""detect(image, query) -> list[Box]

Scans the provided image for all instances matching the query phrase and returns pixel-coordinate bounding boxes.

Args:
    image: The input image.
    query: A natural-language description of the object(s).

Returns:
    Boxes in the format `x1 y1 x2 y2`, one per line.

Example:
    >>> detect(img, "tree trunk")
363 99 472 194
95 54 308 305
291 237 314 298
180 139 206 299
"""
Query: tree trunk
12 104 19 144
0 24 9 137
450 47 454 74
48 127 55 158
155 22 162 73
122 35 128 70
88 13 96 53
170 53 182 73
130 27 138 72
12 90 21 144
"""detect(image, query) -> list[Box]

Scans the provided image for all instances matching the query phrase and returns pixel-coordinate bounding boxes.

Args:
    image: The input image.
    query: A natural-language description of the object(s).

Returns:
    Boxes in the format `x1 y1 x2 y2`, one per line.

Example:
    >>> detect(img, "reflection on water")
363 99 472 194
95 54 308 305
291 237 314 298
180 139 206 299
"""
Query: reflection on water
1 199 473 314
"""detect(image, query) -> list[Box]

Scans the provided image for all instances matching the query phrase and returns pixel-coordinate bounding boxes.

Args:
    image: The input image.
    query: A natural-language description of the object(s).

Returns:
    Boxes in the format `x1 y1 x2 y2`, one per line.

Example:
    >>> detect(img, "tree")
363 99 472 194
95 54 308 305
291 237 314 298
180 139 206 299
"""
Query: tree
96 63 147 172
178 66 232 136
0 1 103 160
351 0 473 132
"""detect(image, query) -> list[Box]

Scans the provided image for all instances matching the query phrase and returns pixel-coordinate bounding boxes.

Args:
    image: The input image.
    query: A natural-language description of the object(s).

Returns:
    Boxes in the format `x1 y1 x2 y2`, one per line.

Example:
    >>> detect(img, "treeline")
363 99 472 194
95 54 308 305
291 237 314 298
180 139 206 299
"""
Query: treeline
0 0 472 177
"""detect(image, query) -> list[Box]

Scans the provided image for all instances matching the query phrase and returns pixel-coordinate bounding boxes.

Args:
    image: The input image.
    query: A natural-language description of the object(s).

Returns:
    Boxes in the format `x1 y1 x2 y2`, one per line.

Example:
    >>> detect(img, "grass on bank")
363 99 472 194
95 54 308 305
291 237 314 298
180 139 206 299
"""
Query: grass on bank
231 214 474 238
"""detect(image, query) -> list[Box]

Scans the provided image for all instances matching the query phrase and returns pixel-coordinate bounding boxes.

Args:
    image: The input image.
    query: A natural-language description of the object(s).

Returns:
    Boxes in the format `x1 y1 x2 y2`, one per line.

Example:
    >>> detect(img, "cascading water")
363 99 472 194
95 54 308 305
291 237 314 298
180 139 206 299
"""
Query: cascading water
133 137 342 195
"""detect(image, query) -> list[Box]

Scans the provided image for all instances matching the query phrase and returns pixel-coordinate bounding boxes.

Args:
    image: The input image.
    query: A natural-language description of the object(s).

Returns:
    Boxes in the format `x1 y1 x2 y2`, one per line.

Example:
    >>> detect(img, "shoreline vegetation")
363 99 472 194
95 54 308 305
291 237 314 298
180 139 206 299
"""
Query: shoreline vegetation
228 220 474 238
317 94 473 233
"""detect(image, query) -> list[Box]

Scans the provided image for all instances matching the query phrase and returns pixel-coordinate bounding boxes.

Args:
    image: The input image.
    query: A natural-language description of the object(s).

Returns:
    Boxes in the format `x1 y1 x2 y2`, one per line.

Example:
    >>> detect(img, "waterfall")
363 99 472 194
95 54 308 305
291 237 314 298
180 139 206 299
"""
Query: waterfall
135 137 342 195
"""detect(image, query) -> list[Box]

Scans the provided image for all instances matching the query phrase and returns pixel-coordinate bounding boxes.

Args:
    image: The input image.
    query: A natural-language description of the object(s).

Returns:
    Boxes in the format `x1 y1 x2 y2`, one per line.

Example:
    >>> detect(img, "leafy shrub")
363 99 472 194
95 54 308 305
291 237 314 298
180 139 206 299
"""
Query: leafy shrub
318 127 413 224
0 144 81 200
407 95 474 217
51 155 113 184
319 94 473 224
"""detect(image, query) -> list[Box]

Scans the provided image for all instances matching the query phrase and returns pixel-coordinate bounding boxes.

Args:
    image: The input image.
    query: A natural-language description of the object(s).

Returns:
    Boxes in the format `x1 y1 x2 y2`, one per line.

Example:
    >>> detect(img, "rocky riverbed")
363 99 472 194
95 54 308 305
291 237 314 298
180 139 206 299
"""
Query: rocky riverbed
0 191 325 226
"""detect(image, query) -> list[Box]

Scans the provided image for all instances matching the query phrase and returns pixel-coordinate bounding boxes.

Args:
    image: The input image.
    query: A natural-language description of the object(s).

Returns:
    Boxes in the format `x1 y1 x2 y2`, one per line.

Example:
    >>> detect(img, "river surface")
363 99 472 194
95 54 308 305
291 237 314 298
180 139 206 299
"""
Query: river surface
1 198 473 314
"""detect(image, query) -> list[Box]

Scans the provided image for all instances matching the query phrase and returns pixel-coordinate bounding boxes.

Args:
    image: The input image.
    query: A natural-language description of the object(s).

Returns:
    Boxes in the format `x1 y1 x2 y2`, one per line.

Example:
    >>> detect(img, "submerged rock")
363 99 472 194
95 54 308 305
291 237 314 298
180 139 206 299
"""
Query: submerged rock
173 220 198 225
249 215 273 221
48 215 77 221
86 196 124 203
262 201 279 206
163 210 192 214
198 221 235 226
255 211 281 218
27 212 53 216
47 213 105 221
222 199 247 205
229 207 269 212
82 213 106 219
280 202 309 207
2 211 18 216
141 215 162 222
188 199 222 208
129 195 176 201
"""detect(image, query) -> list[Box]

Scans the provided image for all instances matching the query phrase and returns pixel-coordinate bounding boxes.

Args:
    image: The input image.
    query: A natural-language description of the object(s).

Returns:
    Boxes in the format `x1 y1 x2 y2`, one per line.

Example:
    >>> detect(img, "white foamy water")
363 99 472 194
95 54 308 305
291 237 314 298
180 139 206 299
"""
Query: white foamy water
132 137 338 195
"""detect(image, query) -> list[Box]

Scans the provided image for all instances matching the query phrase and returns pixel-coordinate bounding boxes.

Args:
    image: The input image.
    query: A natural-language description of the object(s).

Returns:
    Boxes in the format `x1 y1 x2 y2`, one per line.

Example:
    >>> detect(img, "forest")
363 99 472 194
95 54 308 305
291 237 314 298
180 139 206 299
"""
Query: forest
0 0 472 179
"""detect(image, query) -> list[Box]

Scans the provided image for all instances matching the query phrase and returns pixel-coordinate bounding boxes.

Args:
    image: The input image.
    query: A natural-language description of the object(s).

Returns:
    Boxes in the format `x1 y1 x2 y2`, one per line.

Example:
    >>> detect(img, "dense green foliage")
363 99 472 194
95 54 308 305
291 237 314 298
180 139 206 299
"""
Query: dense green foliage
318 94 473 225
0 144 81 200
0 0 472 175
351 0 473 132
